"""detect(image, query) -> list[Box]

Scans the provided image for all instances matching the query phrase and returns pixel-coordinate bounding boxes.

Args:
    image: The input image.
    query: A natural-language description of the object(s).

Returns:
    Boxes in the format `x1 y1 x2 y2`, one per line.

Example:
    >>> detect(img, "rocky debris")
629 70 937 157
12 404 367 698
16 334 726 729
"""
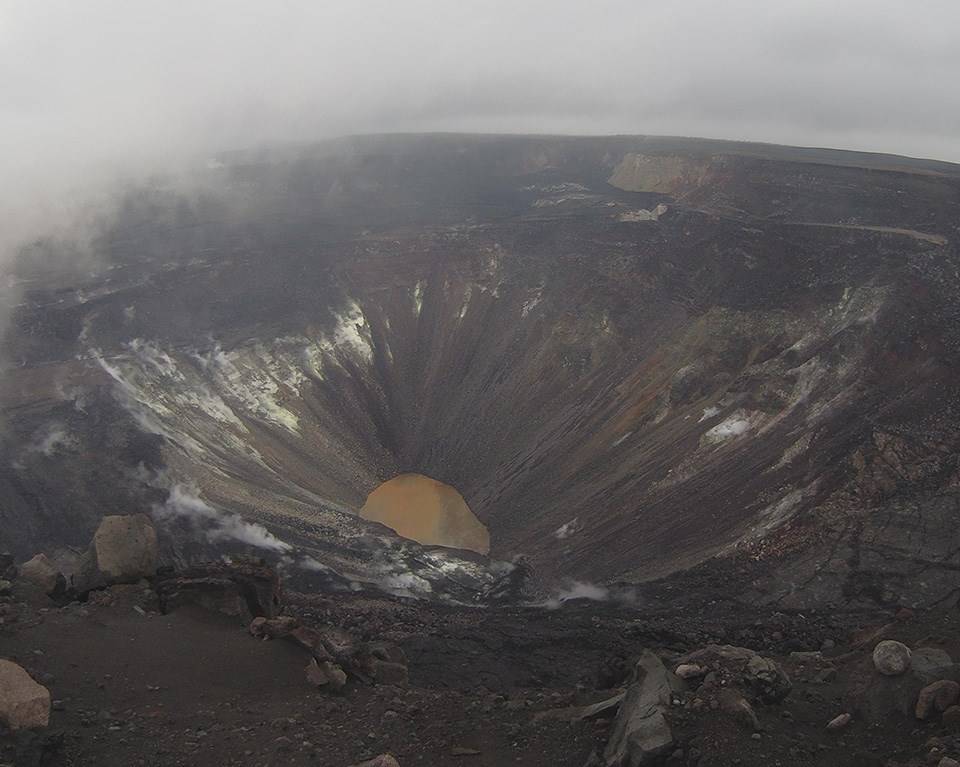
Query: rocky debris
16 554 66 601
154 557 282 622
916 680 960 719
305 658 347 691
873 639 912 676
249 615 407 690
851 431 950 502
0 580 10 596
851 646 960 721
677 645 792 703
718 688 761 731
352 755 400 767
0 552 15 579
826 712 852 730
74 514 157 595
603 650 679 766
938 758 960 767
0 660 51 731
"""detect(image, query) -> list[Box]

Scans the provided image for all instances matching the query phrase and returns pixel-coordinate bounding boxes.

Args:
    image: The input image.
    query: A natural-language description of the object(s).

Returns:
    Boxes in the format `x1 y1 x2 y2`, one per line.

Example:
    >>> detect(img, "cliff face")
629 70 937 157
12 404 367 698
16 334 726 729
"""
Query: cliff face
2 134 959 608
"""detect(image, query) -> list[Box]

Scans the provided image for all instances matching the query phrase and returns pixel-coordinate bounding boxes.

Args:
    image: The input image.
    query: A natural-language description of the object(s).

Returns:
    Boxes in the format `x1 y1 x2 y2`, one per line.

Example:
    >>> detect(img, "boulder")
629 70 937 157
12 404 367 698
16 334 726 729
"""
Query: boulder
603 650 679 766
851 647 959 721
0 660 51 730
916 680 960 720
677 645 792 703
154 557 282 622
17 554 65 599
873 640 912 676
675 664 704 680
74 514 157 595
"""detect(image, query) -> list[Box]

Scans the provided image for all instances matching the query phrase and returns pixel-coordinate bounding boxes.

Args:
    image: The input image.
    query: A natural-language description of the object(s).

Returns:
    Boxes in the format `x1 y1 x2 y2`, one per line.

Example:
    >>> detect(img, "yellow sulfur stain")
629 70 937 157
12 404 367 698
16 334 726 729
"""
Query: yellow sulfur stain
359 473 489 555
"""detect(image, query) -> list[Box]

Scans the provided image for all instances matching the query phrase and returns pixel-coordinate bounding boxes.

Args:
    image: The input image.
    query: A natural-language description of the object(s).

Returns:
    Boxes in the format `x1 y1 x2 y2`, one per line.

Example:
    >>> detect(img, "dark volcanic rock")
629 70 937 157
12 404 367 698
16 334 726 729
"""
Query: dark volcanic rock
603 650 680 766
154 556 282 622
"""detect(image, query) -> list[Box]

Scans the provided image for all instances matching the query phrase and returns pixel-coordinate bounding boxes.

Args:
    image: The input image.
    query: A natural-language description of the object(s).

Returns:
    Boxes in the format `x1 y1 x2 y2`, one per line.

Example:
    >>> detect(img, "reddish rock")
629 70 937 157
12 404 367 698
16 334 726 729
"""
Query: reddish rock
916 680 960 720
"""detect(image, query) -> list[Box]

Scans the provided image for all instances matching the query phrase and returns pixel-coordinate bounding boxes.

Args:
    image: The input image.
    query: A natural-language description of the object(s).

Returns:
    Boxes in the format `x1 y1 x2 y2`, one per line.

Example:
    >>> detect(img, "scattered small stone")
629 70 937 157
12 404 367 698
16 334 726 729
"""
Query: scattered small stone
451 746 481 756
750 733 761 741
872 640 912 676
826 713 852 731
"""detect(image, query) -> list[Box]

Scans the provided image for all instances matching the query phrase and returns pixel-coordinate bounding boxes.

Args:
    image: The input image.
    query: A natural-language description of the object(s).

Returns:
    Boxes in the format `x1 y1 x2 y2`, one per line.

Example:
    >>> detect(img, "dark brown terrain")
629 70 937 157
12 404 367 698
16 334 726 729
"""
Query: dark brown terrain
2 563 960 767
1 134 959 765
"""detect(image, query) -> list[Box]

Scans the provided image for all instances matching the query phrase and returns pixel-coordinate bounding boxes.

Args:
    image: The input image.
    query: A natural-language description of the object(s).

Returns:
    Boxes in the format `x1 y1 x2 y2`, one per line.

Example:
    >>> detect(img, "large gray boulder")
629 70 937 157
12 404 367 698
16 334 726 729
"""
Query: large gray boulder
74 514 158 595
603 650 680 767
873 640 912 676
0 660 50 730
17 554 65 601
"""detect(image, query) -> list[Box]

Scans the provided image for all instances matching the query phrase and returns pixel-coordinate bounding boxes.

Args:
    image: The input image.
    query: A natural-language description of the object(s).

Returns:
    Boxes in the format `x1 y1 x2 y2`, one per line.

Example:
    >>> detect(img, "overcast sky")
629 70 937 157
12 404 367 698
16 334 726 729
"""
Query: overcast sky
3 0 960 206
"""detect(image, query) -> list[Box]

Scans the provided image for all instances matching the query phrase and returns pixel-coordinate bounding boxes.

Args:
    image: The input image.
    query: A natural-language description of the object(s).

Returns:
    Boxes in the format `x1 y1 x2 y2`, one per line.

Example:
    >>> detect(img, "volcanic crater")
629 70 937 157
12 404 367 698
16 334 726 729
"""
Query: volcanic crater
3 134 960 609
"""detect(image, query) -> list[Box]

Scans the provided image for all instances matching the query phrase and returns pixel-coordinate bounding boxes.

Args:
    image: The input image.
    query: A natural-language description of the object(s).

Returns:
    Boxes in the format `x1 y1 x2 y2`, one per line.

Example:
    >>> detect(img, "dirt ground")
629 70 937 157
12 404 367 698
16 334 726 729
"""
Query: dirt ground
2 579 960 767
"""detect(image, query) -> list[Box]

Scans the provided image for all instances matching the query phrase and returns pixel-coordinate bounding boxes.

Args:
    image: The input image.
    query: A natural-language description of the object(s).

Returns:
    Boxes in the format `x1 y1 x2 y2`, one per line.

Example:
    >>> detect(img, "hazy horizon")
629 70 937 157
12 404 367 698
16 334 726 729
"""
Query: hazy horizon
4 0 960 266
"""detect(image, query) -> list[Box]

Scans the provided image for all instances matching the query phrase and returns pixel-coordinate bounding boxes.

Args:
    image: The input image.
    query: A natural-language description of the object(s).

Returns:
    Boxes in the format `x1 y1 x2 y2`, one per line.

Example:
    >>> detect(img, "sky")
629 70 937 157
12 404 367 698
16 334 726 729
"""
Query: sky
2 0 960 220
